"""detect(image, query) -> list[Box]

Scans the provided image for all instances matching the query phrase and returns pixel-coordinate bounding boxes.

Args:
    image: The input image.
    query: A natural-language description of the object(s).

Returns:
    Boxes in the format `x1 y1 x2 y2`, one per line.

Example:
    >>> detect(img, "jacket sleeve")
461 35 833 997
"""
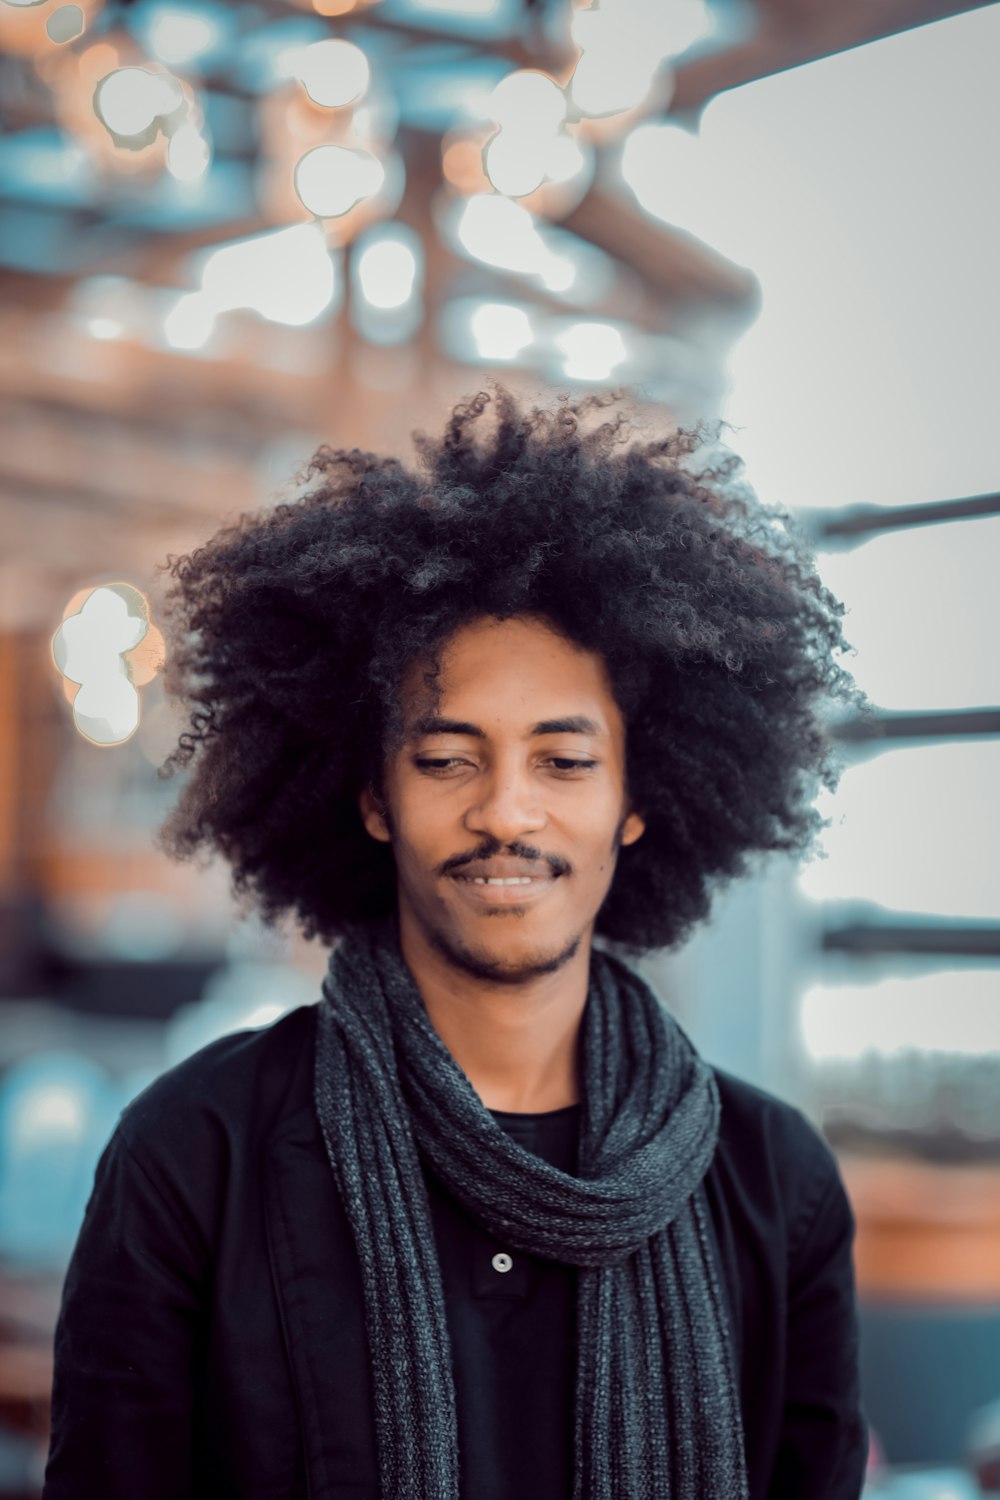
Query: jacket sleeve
767 1154 870 1499
42 1122 207 1499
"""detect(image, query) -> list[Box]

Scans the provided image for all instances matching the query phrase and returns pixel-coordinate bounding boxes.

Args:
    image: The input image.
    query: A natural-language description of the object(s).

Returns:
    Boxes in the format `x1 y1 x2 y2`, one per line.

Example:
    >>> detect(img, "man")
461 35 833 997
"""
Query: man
44 386 868 1498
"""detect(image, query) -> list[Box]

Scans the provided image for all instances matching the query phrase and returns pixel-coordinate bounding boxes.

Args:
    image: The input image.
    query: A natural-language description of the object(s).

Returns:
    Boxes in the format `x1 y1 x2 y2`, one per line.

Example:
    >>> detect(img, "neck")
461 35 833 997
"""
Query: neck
395 908 591 1114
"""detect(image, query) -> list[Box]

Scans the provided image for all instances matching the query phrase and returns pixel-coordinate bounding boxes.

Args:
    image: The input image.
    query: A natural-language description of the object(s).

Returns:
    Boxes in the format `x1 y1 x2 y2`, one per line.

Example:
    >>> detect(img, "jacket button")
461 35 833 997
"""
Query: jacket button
492 1252 513 1273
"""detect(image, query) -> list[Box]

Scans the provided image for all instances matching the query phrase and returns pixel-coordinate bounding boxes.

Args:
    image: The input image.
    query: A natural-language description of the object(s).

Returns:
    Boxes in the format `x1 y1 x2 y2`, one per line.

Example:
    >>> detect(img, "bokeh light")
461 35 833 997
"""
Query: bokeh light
199 223 341 326
454 193 575 291
489 69 566 133
46 5 84 43
355 226 421 309
51 583 153 746
166 120 211 181
470 301 533 361
294 142 385 218
94 65 184 140
553 319 627 381
289 37 370 108
163 289 216 349
146 6 220 67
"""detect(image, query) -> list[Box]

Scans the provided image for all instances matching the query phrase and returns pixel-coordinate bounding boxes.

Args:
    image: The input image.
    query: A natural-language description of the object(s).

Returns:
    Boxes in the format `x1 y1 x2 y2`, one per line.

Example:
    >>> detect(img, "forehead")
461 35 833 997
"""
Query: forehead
399 615 623 738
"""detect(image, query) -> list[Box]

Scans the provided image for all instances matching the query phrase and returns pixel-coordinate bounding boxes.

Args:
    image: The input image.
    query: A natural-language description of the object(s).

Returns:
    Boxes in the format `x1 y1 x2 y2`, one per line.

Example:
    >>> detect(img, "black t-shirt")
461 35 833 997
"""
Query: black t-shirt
423 1103 580 1500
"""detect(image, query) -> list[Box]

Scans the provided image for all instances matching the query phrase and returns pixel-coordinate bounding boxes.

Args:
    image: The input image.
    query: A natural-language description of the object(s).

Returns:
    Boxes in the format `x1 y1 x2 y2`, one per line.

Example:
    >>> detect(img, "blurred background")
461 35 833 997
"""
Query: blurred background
1 0 999 1494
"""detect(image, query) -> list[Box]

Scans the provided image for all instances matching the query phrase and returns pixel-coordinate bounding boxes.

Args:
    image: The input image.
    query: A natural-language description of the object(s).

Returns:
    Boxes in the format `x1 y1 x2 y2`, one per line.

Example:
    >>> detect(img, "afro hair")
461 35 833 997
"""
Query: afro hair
153 384 862 958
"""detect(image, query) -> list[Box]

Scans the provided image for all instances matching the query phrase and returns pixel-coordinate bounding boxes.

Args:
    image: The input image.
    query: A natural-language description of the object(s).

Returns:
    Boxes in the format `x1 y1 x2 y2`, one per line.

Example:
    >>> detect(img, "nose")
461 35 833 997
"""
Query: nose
462 761 547 842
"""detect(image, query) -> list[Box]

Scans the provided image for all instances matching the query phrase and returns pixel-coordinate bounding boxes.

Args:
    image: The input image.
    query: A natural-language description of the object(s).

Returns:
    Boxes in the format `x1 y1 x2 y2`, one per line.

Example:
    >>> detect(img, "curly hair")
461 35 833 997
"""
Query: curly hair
153 383 862 958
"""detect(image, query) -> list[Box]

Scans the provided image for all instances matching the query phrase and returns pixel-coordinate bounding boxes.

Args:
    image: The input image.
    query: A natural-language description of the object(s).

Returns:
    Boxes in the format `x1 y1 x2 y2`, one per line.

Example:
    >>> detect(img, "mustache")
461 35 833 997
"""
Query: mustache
445 847 568 878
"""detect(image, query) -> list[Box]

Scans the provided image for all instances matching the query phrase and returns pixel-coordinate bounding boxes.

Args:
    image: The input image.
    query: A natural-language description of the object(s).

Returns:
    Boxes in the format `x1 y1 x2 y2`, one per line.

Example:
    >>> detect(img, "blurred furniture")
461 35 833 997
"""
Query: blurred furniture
859 1306 1000 1468
842 1153 1000 1467
0 1271 59 1499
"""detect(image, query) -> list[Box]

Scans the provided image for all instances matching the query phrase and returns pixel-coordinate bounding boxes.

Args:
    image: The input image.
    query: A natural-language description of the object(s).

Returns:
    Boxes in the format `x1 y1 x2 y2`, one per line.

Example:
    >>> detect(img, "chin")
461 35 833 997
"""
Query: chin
433 919 583 986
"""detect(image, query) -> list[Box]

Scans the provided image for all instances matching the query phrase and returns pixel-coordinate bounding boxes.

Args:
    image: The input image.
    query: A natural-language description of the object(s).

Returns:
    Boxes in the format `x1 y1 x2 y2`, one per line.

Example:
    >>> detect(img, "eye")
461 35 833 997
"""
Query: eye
413 757 598 774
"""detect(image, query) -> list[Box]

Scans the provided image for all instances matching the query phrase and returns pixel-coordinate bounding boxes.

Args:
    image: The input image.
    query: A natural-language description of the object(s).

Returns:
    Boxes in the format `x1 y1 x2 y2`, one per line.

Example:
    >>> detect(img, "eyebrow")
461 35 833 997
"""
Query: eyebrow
407 713 604 741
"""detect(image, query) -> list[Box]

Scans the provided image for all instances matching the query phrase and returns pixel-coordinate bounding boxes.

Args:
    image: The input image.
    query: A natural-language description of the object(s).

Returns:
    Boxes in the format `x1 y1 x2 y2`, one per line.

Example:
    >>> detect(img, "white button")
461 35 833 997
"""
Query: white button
492 1252 513 1274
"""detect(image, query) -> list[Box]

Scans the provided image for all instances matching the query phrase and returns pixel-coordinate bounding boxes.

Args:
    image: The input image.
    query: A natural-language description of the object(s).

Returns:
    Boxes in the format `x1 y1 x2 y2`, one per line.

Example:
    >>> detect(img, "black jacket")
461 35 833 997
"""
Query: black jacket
43 1002 868 1499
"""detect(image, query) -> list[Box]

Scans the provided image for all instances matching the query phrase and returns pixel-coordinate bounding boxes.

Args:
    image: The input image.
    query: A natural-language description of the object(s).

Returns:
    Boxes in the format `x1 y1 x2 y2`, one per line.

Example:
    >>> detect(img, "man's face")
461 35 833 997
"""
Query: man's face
358 614 645 986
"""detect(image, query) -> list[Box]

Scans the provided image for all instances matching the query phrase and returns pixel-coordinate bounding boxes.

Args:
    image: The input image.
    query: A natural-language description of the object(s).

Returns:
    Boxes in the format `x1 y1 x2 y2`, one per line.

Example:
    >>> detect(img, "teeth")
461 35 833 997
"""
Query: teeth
472 877 534 885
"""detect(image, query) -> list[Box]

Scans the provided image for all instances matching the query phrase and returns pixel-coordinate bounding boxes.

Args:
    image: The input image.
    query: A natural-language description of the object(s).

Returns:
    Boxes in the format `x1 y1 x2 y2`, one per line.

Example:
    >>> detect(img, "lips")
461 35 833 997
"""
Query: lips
449 872 560 907
450 858 559 881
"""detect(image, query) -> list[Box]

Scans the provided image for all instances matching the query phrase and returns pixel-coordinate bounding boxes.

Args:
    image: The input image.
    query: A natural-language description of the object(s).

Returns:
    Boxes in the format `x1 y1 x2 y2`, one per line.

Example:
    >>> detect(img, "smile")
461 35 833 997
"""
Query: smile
449 874 560 906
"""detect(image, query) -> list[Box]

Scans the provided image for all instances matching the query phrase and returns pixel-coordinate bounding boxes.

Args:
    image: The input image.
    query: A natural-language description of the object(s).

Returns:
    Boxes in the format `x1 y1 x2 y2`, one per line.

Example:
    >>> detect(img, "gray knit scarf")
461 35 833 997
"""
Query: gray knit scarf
314 913 749 1500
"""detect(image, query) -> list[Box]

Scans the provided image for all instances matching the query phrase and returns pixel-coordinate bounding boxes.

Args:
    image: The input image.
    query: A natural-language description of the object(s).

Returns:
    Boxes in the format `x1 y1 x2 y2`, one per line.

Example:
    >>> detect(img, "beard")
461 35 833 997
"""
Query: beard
420 909 585 989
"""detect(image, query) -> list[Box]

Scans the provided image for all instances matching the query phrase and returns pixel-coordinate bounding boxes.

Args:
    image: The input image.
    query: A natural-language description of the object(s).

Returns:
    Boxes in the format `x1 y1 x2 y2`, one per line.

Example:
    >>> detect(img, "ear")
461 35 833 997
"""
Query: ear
358 785 392 844
621 808 645 847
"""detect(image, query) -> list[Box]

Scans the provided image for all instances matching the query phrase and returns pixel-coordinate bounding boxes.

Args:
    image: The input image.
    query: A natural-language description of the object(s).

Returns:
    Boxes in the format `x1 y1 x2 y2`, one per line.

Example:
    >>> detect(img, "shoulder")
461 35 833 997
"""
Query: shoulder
712 1066 833 1178
707 1074 867 1488
116 1001 318 1180
710 1067 852 1263
66 1004 319 1274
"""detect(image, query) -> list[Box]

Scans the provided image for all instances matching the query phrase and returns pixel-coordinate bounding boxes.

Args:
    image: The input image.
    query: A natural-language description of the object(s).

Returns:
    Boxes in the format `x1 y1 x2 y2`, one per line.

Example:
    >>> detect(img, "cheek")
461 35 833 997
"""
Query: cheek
389 796 450 858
